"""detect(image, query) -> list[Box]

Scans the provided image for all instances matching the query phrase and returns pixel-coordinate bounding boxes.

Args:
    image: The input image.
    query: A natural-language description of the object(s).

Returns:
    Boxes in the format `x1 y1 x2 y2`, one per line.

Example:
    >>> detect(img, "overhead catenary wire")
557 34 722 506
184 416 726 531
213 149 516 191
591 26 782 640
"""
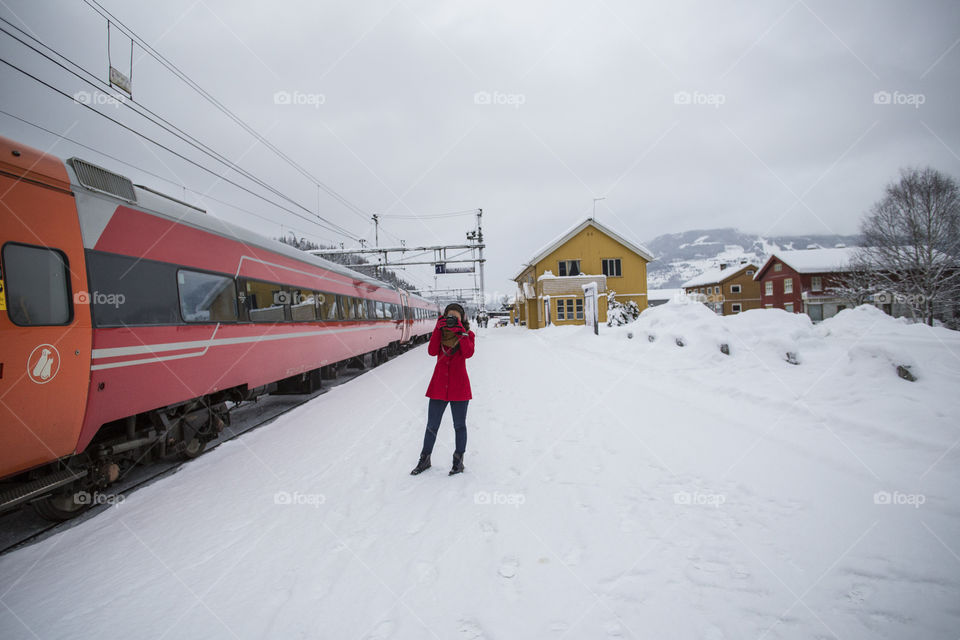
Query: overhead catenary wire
0 19 363 243
377 209 479 220
80 0 374 227
0 108 349 248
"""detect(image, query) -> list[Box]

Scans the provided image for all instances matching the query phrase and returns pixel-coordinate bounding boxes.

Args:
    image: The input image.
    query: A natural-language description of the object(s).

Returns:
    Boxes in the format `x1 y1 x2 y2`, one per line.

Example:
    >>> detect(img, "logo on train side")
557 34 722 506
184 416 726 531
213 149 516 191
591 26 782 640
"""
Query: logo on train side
27 344 60 384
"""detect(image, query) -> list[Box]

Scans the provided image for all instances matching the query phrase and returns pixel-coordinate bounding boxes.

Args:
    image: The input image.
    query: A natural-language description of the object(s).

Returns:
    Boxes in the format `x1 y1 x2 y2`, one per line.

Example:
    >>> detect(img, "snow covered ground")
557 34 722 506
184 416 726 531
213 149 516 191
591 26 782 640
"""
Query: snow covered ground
2 303 959 639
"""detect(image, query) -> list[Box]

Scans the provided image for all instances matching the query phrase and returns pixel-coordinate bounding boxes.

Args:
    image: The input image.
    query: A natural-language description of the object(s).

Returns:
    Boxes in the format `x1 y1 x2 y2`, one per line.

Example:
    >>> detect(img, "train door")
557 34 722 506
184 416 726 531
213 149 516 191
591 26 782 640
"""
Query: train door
399 291 412 343
0 138 93 480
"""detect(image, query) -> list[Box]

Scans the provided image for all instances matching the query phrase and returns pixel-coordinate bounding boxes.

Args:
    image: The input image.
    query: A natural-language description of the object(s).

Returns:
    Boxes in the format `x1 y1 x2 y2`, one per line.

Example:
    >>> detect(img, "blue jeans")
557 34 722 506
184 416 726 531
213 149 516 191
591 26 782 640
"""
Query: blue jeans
421 399 468 456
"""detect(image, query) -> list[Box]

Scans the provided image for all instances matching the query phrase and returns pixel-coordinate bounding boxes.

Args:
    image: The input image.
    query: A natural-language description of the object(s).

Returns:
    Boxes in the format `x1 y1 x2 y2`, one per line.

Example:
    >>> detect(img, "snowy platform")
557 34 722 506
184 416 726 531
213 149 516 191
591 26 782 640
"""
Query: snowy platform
2 304 959 639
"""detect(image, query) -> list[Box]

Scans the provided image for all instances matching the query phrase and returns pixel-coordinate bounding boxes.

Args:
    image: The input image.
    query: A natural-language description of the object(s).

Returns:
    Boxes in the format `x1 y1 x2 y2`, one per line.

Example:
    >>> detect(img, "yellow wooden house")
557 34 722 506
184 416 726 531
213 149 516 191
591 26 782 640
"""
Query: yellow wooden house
512 218 654 329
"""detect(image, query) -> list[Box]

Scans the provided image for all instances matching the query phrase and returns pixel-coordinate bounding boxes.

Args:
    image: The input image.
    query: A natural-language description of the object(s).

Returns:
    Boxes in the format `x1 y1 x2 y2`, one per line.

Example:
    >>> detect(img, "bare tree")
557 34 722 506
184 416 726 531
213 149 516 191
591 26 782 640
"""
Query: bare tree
859 167 960 326
834 253 879 307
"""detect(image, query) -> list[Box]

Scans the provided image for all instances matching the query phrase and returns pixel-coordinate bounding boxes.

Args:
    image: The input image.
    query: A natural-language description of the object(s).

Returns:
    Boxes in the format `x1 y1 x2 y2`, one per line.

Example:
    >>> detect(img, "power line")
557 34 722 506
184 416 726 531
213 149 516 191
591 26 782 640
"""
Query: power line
0 19 362 242
80 0 373 226
0 108 347 247
378 209 479 219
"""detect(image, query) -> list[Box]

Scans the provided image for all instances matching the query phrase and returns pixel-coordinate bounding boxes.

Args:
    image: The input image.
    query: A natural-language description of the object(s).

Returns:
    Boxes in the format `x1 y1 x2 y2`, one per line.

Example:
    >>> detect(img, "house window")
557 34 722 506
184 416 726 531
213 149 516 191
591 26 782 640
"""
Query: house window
784 278 793 294
602 258 622 277
565 299 574 319
811 276 822 292
809 304 823 322
746 270 754 276
764 281 773 296
731 303 742 313
558 260 581 277
784 302 794 313
765 304 773 308
730 284 741 294
774 263 782 272
557 299 565 320
576 298 584 319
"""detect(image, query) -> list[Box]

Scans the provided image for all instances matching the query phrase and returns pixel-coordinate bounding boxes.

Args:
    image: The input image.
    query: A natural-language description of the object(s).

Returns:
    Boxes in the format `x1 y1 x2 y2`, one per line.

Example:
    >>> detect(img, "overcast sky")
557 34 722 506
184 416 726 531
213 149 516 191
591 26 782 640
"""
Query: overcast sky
1 0 958 299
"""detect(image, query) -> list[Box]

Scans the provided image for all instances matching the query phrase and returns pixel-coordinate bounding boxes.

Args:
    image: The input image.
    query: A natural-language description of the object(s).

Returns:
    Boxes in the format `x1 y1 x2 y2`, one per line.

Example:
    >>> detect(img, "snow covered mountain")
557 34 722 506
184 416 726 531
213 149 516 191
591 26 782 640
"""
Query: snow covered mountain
645 228 861 288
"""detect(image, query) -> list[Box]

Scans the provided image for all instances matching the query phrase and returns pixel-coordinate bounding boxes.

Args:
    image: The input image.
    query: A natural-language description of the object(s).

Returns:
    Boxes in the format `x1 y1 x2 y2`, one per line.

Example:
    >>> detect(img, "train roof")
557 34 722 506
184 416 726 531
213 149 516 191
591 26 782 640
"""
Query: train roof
60 153 434 301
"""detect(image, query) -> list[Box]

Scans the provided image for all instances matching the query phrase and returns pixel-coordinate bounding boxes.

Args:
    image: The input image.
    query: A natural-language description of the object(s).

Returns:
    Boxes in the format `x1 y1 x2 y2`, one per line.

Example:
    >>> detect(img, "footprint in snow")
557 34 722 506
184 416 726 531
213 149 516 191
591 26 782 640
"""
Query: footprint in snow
479 520 498 539
458 619 487 638
364 619 396 639
499 557 519 579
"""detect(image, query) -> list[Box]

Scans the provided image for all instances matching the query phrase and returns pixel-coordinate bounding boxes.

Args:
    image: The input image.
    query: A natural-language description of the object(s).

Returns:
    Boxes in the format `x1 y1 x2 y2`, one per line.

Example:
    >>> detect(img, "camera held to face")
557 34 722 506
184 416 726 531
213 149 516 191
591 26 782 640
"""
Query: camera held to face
445 315 459 328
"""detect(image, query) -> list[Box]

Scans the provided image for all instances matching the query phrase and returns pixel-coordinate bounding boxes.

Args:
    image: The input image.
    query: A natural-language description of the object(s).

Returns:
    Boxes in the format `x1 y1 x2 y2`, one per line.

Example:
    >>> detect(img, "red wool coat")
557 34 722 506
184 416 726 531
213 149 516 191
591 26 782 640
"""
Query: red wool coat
425 323 475 401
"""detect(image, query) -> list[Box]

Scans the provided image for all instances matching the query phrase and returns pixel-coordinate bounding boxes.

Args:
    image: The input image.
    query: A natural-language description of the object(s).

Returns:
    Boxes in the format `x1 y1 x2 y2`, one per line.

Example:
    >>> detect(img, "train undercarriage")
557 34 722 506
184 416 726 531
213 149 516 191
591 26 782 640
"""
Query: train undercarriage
0 337 427 521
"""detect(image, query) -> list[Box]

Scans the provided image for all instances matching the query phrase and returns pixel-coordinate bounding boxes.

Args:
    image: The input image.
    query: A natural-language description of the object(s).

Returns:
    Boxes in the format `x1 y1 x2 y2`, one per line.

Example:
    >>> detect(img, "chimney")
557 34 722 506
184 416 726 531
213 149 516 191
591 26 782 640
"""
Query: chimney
719 263 728 271
806 243 818 250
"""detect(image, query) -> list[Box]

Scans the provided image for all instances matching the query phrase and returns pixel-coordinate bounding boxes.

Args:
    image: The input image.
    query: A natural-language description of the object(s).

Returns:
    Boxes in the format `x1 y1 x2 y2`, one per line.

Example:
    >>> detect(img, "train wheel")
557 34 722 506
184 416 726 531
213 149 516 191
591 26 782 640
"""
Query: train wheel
181 437 206 459
32 489 90 521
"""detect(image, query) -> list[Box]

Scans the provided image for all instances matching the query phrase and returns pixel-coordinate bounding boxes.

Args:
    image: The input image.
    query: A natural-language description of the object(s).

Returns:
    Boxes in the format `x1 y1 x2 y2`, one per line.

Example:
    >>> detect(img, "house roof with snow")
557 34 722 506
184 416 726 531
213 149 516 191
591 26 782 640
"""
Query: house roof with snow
513 217 654 280
682 262 758 288
754 247 860 280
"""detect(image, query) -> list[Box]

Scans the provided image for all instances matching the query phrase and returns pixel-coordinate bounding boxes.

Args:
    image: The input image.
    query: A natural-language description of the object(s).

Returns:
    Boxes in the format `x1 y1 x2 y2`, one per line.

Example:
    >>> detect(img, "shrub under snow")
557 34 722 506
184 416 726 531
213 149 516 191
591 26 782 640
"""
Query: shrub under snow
606 291 641 326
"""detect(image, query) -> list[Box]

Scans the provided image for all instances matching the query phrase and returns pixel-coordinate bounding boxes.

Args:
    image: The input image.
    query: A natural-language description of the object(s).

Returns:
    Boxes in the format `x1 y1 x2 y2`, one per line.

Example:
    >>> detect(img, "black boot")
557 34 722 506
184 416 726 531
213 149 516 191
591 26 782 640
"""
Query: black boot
449 452 464 475
410 454 431 475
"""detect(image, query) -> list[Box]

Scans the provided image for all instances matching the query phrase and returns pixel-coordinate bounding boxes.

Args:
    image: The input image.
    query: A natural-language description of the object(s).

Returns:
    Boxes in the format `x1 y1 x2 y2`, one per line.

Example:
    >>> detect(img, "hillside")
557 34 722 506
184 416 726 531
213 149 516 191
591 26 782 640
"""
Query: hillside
645 228 861 288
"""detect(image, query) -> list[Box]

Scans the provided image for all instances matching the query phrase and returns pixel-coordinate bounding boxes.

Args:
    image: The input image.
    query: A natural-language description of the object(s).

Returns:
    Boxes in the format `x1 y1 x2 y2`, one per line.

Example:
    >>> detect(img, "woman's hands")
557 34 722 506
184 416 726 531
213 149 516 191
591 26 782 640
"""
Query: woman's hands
438 316 468 337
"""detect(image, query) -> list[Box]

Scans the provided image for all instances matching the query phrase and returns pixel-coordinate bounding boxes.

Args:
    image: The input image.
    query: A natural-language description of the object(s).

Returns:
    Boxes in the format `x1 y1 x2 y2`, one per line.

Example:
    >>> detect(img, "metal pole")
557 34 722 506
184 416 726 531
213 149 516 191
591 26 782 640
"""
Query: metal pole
477 209 486 312
592 197 606 219
373 214 379 247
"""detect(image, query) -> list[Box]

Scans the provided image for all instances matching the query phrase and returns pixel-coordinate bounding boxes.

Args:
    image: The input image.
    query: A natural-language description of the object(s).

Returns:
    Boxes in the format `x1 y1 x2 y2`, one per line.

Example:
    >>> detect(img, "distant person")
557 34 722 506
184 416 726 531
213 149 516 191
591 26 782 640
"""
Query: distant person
411 303 475 476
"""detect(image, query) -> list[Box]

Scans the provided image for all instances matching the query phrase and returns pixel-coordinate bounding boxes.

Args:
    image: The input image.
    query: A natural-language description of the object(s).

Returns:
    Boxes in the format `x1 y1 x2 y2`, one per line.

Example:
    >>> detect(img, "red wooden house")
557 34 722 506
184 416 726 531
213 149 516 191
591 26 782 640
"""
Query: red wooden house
754 247 858 321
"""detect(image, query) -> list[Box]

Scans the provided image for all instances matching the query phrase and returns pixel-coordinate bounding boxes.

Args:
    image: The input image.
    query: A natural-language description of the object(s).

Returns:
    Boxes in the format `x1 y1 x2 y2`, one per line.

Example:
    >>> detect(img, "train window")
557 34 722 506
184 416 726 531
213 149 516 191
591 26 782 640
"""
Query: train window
391 303 400 319
375 301 386 319
354 297 368 320
366 299 377 319
85 251 180 326
339 296 355 320
289 289 318 321
382 302 393 319
2 243 71 326
244 280 286 322
177 270 238 323
319 292 339 320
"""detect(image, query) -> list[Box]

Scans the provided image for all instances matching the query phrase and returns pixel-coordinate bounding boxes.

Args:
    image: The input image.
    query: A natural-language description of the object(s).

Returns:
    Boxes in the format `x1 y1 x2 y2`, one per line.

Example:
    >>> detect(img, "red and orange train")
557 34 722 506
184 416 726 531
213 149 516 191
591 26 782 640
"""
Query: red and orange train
0 136 438 520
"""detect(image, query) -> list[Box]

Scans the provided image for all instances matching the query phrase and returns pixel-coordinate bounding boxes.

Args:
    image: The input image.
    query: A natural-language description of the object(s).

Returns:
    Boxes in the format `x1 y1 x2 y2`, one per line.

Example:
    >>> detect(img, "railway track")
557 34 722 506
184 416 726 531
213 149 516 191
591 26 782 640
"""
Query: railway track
0 355 392 557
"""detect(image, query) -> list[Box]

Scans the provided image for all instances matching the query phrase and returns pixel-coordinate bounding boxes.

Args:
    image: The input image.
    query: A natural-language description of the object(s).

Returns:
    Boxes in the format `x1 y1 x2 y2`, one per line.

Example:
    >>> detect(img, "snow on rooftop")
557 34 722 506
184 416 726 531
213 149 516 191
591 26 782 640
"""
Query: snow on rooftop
681 262 755 288
770 247 860 274
648 288 683 301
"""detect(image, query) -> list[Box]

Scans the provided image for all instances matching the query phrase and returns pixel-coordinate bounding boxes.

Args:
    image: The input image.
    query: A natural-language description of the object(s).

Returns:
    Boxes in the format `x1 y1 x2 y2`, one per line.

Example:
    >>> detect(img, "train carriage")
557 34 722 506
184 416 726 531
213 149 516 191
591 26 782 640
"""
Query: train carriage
0 136 438 520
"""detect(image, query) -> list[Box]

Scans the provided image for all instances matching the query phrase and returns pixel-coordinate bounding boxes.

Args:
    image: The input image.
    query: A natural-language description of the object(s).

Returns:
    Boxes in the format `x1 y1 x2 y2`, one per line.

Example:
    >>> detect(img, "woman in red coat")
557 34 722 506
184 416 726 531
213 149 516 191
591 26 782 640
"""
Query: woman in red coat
411 303 475 476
